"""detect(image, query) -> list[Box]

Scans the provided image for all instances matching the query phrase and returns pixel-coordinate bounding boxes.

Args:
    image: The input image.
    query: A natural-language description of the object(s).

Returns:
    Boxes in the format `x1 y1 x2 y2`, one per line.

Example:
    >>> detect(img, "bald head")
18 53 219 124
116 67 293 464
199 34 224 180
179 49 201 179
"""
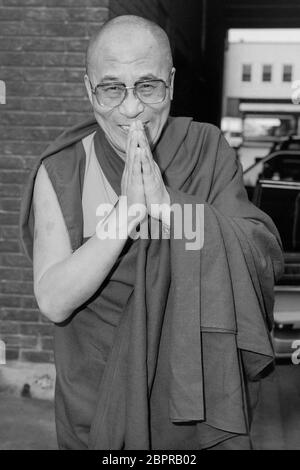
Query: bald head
86 15 173 77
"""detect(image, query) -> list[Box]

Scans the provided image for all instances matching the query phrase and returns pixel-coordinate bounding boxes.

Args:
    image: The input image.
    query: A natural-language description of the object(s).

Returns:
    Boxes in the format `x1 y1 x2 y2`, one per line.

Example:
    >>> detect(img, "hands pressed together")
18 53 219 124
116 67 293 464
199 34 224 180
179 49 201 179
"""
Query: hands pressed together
121 120 170 225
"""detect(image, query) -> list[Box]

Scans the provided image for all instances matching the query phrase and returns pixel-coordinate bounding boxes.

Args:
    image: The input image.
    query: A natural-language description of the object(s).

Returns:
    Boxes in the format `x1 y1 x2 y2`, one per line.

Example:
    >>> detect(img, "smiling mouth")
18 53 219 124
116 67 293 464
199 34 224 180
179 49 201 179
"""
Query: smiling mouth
119 122 149 134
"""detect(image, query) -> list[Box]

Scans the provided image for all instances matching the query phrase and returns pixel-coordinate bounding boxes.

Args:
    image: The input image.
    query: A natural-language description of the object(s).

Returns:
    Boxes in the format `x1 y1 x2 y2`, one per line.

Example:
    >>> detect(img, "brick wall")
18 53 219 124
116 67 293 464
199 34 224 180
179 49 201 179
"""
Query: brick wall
0 0 110 363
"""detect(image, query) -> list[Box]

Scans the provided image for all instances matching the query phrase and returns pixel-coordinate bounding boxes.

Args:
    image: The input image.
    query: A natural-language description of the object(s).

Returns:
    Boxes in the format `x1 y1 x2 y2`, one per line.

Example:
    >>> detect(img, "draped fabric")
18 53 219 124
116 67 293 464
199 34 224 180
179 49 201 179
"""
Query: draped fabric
19 117 284 449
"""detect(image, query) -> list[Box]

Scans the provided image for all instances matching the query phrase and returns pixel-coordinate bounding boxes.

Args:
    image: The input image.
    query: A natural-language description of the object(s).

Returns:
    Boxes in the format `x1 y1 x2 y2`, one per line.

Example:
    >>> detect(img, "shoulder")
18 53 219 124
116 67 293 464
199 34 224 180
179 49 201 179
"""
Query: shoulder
189 121 222 142
39 119 98 183
168 116 222 152
180 119 223 161
42 138 86 186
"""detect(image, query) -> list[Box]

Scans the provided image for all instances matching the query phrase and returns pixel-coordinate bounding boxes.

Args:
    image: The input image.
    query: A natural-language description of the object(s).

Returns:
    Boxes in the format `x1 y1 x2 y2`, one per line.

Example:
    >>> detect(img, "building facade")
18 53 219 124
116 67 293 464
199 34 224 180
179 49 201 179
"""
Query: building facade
223 40 300 135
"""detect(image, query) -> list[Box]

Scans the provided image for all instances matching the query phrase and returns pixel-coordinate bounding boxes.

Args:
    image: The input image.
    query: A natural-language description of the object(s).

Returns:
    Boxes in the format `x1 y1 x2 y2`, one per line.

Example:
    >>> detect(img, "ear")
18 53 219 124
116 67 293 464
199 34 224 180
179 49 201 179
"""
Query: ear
169 67 176 101
84 74 93 106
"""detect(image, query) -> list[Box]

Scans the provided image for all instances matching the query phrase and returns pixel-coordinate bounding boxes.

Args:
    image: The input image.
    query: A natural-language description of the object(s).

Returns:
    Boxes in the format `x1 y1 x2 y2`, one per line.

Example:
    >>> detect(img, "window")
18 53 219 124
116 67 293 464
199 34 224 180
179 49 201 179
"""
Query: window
262 64 272 82
253 180 300 253
242 64 251 82
283 64 293 82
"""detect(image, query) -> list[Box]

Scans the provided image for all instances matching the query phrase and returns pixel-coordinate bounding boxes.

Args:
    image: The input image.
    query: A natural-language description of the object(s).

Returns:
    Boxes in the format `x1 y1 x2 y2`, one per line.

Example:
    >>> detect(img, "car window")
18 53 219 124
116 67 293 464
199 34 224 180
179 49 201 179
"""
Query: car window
253 181 300 253
243 151 300 189
261 154 300 182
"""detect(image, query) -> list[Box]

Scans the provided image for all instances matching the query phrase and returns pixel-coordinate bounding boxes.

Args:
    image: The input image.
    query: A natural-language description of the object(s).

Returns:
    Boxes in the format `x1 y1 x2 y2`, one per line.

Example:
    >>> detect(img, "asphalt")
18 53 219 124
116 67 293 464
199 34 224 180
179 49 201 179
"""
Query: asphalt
0 394 57 450
0 363 300 450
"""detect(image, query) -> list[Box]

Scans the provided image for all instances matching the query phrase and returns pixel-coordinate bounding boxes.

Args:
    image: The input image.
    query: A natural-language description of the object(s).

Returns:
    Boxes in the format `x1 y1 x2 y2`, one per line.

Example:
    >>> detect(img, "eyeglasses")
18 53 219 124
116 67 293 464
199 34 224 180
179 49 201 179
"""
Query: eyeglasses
88 77 171 108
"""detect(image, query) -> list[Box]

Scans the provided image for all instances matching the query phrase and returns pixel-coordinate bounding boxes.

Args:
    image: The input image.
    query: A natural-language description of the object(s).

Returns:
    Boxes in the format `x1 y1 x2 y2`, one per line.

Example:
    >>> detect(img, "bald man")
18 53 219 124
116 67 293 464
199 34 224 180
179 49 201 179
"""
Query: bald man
20 15 283 450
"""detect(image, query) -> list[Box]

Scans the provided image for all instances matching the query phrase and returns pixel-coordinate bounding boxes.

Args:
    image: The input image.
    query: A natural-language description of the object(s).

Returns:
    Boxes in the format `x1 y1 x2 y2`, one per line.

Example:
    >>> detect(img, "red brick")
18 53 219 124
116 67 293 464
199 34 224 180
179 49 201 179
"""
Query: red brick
0 253 31 267
13 81 87 98
22 269 34 282
5 348 19 360
1 0 109 8
0 213 19 225
0 240 21 253
0 308 39 322
0 295 23 308
23 156 39 170
0 170 28 185
0 36 89 52
0 111 88 127
0 321 19 334
0 268 22 281
5 97 91 113
1 334 38 348
0 156 24 169
0 184 23 197
1 142 48 156
0 226 20 239
0 281 33 295
0 198 21 212
9 81 87 98
41 336 54 351
20 350 53 363
21 297 38 309
1 21 88 37
0 6 107 22
0 126 63 141
0 268 33 282
19 322 54 336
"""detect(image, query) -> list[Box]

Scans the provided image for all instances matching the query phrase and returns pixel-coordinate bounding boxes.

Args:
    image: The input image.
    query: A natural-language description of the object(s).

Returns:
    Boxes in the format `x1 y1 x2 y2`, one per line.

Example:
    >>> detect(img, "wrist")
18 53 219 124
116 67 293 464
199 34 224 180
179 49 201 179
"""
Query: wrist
160 189 171 227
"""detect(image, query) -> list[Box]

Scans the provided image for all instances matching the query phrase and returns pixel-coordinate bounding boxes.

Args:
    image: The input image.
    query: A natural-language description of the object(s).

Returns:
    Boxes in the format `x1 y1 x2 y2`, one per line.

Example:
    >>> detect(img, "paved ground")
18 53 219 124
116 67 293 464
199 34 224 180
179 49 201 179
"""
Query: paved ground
252 362 300 450
0 394 57 450
0 363 300 450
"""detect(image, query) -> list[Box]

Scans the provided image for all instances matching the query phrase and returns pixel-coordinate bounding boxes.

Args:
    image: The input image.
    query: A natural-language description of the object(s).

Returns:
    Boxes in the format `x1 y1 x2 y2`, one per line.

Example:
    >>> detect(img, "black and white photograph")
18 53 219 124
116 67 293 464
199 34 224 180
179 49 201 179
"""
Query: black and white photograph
0 0 300 453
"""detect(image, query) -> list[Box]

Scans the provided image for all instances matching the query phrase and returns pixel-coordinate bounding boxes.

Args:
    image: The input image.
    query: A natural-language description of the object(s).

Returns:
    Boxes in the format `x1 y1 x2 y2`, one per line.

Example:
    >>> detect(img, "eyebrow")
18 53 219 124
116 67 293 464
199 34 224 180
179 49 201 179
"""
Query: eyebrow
100 75 120 82
99 73 160 84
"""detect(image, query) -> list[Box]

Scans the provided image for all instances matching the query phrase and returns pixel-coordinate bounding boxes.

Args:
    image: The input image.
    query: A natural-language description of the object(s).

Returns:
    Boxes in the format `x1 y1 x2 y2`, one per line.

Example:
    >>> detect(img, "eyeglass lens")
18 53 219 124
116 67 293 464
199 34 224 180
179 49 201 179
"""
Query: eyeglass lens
95 80 167 107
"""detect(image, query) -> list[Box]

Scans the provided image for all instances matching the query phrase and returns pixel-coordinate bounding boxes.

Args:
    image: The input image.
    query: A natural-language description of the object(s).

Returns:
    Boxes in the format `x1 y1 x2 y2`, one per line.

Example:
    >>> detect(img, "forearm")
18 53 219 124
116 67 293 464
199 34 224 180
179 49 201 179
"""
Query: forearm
35 201 140 323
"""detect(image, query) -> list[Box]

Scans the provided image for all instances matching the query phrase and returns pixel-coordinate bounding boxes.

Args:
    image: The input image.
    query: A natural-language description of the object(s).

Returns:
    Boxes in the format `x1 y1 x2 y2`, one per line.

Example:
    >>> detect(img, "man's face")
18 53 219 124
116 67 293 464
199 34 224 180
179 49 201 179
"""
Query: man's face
85 29 175 157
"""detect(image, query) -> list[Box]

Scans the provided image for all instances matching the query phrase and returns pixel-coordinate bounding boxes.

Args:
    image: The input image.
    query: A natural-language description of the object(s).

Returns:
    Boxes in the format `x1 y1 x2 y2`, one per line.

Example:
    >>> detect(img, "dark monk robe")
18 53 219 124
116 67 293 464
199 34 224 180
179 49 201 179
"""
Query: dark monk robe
19 117 284 450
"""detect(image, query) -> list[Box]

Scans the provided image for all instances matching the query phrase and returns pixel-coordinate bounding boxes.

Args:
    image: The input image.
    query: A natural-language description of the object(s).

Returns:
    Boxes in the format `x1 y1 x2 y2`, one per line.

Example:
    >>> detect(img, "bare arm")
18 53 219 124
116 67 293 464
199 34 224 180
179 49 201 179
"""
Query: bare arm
33 163 142 323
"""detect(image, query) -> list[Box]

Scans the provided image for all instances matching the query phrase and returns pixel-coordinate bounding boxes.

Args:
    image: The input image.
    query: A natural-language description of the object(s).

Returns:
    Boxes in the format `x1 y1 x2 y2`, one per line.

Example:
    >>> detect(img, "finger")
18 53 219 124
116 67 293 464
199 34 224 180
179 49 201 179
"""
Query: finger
127 130 138 176
132 148 143 178
135 129 156 174
126 124 134 156
136 127 151 152
140 148 151 176
126 121 138 157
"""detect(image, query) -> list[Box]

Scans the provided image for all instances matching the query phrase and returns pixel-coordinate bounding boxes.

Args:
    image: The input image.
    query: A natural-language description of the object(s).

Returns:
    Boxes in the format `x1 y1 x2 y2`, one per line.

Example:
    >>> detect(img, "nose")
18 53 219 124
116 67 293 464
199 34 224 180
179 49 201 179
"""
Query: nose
118 88 144 118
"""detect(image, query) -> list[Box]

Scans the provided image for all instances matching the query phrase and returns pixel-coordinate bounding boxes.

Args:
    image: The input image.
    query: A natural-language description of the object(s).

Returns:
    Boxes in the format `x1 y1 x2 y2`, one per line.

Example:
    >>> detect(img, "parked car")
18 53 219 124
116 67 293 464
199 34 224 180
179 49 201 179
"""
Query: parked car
269 135 300 153
243 150 300 358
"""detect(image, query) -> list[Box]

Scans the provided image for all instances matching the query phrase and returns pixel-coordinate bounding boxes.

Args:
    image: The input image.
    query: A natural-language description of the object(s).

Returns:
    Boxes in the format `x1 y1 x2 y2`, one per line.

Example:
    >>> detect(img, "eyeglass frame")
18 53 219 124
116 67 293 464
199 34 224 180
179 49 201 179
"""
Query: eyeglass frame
87 72 173 108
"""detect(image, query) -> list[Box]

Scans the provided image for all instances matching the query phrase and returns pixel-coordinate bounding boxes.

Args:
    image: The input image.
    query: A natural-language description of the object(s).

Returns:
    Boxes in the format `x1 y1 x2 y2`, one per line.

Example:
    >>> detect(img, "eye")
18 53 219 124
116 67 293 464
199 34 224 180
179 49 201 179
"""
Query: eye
102 84 123 93
137 82 159 95
139 83 155 90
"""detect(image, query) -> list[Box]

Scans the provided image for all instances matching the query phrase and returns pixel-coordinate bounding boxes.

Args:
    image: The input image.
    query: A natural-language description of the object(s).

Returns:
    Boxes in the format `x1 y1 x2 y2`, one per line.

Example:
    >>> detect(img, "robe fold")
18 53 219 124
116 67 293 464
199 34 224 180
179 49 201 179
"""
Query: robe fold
19 117 284 450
